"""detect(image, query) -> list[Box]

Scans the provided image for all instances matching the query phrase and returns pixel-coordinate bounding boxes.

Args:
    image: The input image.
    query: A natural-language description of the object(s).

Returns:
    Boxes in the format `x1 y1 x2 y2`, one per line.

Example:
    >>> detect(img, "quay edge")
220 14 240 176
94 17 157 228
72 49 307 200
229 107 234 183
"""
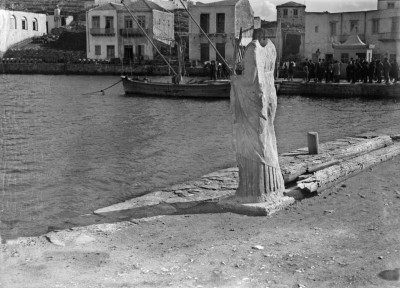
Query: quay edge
277 81 400 97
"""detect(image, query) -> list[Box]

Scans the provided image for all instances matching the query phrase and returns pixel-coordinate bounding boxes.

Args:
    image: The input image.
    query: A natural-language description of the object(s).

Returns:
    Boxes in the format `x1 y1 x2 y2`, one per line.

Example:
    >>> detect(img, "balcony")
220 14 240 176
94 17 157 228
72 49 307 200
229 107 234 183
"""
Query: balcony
120 28 149 37
377 31 400 42
90 28 115 36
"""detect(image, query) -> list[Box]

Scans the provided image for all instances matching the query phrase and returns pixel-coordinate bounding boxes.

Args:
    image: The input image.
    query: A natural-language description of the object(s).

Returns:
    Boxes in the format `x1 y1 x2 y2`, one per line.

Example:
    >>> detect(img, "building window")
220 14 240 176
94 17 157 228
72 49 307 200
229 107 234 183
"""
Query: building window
372 19 379 34
392 17 399 32
92 16 100 28
125 16 133 28
330 22 337 36
293 9 298 17
315 26 319 33
10 15 16 29
105 16 113 29
350 20 359 33
283 9 288 17
200 13 209 33
388 2 395 9
200 43 209 62
22 17 27 30
33 18 38 31
341 53 349 63
216 13 225 33
95 45 101 56
106 45 115 58
137 16 145 28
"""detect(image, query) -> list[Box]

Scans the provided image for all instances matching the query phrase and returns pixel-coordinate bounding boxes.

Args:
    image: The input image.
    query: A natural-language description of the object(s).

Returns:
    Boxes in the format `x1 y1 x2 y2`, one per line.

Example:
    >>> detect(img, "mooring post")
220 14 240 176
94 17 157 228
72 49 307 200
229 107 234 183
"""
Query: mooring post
308 132 319 155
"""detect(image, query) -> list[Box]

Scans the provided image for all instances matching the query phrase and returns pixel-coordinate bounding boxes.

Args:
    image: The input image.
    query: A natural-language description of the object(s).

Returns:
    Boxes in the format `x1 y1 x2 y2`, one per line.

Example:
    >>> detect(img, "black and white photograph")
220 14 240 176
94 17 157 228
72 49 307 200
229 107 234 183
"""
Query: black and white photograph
1 0 399 287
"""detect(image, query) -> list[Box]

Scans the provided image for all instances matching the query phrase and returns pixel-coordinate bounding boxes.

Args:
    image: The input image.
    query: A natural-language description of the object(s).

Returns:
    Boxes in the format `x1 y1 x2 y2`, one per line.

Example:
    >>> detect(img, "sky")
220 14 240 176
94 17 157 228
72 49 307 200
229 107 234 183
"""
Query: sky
195 0 378 21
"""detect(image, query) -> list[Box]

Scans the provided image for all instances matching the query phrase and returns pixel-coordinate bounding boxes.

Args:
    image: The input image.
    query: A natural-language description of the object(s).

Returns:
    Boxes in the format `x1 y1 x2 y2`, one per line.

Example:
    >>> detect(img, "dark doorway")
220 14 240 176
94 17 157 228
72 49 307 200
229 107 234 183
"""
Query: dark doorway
356 53 366 60
325 54 333 62
200 43 209 63
124 45 133 59
216 43 225 63
283 34 301 60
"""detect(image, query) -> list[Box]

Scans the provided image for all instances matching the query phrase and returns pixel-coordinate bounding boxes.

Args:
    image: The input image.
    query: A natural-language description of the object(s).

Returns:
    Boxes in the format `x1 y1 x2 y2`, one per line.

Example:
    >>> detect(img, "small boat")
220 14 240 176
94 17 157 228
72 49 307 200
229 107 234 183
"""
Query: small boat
120 0 241 98
121 76 231 98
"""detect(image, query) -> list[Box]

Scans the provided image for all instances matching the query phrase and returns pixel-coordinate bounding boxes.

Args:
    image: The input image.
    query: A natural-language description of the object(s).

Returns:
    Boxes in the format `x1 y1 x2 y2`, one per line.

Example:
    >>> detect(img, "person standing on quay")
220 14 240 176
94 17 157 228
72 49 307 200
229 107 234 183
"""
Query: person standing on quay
333 60 341 83
210 60 217 80
308 59 315 82
383 58 391 84
390 59 398 83
376 59 383 83
368 59 376 83
288 59 295 81
362 60 369 83
317 59 324 82
303 59 309 82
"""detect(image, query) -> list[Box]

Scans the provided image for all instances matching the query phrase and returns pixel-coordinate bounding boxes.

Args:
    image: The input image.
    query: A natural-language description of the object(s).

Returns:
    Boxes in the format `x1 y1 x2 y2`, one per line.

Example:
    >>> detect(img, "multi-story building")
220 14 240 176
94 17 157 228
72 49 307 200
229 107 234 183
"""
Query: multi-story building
188 0 254 65
305 0 400 62
86 0 174 60
0 9 47 57
262 0 399 63
276 1 306 62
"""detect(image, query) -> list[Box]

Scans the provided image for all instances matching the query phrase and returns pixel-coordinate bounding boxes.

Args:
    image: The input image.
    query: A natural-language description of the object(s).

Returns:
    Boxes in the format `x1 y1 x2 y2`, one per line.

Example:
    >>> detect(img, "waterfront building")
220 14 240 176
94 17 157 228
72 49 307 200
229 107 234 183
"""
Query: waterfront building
304 0 400 63
188 0 254 65
86 0 174 60
261 0 399 63
0 9 46 57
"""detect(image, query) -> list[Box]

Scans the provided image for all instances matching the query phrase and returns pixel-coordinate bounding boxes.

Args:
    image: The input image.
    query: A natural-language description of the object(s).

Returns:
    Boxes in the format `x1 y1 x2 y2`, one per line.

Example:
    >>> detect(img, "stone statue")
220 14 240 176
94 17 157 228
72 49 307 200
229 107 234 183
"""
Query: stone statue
230 29 285 203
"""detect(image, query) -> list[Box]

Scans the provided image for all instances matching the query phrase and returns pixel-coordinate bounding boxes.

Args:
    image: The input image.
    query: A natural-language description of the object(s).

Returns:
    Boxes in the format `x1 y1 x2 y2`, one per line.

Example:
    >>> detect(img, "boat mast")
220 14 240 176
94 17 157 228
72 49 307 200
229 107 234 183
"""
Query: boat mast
177 0 233 73
121 0 178 76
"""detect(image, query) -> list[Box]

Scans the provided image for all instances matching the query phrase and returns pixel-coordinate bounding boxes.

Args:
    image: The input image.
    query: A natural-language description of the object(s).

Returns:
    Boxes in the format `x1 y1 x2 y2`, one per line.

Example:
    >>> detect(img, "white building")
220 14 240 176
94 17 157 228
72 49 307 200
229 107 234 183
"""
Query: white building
188 0 254 65
304 0 400 62
86 0 174 60
0 9 47 57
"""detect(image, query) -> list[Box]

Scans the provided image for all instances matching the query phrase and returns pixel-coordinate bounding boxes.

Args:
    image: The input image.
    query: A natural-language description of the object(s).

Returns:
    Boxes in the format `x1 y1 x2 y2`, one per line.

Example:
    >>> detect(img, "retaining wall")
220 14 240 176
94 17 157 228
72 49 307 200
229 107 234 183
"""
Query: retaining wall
0 63 209 76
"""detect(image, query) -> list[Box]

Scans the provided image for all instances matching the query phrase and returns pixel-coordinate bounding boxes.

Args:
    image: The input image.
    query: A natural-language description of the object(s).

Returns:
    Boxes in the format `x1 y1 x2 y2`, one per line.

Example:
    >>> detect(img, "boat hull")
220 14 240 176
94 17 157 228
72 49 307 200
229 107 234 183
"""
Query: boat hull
122 76 231 98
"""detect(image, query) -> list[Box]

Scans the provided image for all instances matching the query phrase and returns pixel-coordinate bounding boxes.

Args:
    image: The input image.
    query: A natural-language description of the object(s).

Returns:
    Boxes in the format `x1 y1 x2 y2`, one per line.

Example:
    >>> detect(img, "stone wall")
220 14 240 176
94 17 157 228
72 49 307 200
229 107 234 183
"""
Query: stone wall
6 0 86 14
0 63 208 76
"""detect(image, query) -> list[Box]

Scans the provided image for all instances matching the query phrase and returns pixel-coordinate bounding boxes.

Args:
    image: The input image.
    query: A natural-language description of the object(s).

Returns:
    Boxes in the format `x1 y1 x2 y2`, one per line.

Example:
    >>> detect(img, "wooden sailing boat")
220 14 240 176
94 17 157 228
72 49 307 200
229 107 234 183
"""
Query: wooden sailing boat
121 0 232 97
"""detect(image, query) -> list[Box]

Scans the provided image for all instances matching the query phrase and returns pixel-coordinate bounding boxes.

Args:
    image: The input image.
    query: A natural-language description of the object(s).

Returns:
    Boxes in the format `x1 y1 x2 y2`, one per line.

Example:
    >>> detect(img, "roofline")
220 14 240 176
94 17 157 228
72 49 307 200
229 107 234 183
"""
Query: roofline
276 3 306 8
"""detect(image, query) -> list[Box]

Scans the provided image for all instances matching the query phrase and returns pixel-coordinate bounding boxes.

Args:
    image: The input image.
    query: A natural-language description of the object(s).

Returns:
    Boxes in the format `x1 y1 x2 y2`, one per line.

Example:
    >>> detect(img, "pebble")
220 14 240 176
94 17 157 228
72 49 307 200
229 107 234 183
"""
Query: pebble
252 245 264 250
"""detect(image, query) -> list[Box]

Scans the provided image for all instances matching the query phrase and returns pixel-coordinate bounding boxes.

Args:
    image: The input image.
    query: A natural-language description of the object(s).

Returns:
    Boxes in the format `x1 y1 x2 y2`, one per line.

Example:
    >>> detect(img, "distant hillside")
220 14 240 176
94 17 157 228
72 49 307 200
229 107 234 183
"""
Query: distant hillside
5 0 88 15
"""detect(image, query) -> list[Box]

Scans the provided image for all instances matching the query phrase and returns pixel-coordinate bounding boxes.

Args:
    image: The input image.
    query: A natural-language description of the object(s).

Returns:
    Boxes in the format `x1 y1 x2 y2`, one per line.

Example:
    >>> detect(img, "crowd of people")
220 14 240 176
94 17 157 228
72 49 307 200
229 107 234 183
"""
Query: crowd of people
281 57 399 84
205 60 230 80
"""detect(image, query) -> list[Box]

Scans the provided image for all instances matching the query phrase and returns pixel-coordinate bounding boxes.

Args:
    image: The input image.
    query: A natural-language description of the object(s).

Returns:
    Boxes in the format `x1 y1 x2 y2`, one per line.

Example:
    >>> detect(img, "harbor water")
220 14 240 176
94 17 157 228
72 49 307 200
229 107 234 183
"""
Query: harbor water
1 75 399 240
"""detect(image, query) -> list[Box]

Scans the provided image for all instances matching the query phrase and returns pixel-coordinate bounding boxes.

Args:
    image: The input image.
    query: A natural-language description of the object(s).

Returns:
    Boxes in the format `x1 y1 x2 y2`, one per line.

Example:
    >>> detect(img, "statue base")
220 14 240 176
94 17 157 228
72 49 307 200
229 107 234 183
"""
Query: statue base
217 195 295 216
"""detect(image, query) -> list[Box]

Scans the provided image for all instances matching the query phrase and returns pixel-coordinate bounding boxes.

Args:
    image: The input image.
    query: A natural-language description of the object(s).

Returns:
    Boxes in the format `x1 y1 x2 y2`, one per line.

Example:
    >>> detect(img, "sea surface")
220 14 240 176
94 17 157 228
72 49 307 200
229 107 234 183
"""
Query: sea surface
1 75 399 240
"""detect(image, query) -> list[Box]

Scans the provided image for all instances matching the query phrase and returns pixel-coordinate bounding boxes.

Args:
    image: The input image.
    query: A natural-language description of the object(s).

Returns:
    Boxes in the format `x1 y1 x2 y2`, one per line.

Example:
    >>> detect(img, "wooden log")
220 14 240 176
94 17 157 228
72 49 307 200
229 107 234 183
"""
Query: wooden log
297 143 400 193
307 159 340 173
280 135 392 184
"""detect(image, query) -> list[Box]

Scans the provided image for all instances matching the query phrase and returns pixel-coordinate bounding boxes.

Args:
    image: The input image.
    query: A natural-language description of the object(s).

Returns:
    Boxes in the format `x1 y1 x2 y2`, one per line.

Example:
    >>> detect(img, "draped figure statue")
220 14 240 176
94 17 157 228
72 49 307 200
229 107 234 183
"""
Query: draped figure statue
230 31 285 203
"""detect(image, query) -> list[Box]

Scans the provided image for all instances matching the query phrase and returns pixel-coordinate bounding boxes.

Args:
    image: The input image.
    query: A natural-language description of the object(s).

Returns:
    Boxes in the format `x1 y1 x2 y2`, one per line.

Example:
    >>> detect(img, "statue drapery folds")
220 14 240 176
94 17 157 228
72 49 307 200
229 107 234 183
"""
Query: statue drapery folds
230 36 285 203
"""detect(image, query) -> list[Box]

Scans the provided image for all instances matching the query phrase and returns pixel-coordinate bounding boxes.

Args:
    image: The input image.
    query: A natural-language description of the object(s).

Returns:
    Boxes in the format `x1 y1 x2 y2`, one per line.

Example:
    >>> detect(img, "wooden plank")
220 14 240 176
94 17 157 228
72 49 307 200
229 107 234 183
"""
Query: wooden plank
280 135 392 184
297 143 400 193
